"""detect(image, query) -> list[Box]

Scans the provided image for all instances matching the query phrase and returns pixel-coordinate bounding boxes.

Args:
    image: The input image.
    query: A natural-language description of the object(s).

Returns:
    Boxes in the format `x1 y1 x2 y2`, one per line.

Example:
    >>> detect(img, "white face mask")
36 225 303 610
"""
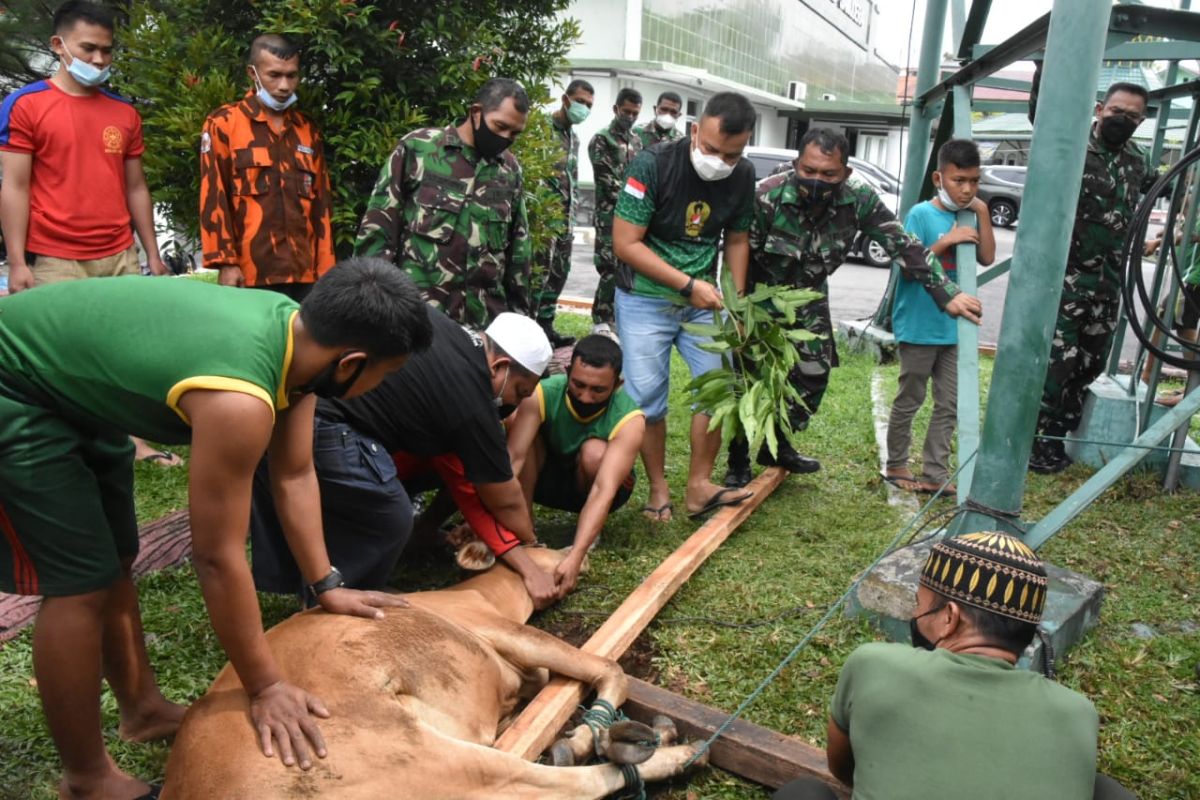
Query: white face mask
251 65 297 112
655 113 678 131
936 180 964 211
690 141 734 182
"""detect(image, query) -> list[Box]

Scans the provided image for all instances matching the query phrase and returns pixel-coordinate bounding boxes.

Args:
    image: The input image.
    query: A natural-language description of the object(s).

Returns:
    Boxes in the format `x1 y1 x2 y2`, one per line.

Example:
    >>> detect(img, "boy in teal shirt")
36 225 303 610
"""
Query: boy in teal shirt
885 140 995 493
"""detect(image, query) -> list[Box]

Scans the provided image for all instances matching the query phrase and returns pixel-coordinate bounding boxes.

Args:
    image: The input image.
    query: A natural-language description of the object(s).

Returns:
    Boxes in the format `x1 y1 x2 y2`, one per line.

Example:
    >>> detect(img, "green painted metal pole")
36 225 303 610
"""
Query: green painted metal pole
900 0 950 219
872 0 951 331
951 84 979 503
951 0 968 54
1025 385 1200 550
956 0 1112 537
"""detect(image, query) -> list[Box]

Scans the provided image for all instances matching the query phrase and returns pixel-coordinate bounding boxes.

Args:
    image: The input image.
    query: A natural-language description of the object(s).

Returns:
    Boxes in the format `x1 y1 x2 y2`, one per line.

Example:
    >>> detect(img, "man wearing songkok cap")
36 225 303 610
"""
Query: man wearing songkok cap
774 531 1134 800
251 309 561 608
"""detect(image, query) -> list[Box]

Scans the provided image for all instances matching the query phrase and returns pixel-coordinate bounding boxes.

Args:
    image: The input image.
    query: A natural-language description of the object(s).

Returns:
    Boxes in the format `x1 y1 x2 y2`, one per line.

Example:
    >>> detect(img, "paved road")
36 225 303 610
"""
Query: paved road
561 226 1155 365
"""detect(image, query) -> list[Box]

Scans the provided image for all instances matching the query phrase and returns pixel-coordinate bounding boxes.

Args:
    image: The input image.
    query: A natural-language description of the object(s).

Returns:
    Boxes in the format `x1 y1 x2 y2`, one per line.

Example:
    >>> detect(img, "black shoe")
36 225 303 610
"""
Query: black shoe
540 322 576 349
757 442 821 474
723 438 752 488
1028 438 1071 474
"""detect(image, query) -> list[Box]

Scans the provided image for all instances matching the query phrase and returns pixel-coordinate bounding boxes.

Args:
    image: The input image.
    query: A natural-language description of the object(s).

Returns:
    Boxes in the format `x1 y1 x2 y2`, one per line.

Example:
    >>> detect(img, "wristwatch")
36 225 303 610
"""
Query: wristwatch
679 277 695 298
306 566 345 600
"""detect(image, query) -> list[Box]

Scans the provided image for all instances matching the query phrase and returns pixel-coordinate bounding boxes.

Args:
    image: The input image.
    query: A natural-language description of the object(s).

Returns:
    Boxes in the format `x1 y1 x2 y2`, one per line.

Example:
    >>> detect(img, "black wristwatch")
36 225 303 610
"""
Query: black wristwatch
307 566 345 600
679 276 695 298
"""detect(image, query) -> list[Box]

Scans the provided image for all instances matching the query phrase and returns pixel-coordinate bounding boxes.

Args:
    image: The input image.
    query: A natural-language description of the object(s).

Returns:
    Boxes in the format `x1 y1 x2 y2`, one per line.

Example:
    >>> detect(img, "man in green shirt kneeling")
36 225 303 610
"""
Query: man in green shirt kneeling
775 532 1133 800
507 335 645 596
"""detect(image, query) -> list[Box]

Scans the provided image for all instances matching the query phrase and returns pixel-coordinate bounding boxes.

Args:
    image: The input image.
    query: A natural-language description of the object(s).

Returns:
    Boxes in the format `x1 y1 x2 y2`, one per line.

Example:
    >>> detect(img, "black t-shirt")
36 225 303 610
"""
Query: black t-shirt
318 307 511 484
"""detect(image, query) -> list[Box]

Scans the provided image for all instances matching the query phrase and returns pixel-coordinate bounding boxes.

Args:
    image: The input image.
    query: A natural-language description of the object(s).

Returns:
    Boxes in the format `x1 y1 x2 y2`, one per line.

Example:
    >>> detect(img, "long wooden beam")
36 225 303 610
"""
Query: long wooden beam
622 678 848 798
495 467 788 759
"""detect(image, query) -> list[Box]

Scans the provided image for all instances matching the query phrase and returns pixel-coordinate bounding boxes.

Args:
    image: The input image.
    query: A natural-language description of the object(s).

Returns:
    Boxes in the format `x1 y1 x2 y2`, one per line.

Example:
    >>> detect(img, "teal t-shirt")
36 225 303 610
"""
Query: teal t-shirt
614 145 754 298
831 642 1098 800
893 201 961 345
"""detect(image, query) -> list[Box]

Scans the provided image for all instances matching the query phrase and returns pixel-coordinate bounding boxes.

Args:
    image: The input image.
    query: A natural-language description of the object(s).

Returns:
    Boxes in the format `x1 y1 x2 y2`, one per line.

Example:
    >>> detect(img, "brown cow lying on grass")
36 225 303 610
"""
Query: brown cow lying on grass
163 547 705 798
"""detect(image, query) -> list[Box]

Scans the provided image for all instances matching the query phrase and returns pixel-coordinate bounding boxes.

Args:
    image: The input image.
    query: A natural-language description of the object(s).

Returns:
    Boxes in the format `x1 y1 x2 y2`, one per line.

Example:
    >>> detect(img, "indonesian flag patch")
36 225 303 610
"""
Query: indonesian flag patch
623 176 646 200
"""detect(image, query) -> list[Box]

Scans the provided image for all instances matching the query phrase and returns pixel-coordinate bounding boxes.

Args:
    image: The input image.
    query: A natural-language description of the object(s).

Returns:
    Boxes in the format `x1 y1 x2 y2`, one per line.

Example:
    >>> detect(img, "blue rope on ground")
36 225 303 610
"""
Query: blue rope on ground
682 451 978 768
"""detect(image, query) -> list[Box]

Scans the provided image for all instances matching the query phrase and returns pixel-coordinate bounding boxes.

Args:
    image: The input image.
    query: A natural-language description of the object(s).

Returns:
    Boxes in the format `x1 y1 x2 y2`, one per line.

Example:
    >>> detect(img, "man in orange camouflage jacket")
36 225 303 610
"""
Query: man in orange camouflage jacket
200 34 335 301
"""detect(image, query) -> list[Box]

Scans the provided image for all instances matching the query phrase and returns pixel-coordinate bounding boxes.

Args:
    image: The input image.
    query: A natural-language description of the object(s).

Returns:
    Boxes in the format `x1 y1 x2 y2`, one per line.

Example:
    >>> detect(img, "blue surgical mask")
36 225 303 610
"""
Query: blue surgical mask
62 42 110 87
251 66 297 112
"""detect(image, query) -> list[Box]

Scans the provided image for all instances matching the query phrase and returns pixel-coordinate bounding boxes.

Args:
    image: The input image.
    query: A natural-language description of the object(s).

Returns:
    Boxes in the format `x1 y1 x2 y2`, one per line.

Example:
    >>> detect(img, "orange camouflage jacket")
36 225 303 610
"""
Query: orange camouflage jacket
199 94 335 286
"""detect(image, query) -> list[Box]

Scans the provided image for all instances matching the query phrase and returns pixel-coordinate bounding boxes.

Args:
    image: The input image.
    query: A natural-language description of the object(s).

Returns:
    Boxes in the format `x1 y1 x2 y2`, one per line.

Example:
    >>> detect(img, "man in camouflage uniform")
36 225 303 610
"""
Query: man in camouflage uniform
588 87 643 336
532 79 594 348
724 128 983 487
356 78 531 330
1030 83 1154 473
634 91 684 149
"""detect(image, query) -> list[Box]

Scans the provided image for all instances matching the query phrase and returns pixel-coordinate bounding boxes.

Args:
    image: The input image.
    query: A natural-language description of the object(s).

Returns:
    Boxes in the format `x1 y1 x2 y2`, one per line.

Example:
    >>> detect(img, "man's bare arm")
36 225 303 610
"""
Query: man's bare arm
0 151 34 290
723 230 750 294
557 417 645 596
825 715 854 787
613 217 722 309
506 393 542 479
124 157 165 275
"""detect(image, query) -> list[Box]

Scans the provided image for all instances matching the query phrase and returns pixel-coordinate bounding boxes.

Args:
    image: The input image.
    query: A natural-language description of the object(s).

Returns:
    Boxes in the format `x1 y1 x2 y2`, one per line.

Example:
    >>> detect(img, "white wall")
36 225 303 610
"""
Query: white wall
566 0 631 60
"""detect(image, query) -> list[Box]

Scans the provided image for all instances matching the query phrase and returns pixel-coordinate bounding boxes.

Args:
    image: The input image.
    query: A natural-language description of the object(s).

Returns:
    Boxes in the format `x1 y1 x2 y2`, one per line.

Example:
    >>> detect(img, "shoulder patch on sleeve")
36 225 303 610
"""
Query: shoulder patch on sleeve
199 131 211 154
623 176 646 200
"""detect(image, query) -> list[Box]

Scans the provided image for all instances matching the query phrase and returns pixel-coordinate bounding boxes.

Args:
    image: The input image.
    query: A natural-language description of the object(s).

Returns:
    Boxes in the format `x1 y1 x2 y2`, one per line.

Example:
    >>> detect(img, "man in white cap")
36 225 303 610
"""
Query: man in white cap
250 308 559 607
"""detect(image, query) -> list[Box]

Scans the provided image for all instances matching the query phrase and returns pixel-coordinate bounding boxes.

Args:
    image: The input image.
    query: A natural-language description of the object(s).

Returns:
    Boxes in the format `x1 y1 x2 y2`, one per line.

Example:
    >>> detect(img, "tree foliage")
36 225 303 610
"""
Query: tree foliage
684 269 824 459
1 0 579 257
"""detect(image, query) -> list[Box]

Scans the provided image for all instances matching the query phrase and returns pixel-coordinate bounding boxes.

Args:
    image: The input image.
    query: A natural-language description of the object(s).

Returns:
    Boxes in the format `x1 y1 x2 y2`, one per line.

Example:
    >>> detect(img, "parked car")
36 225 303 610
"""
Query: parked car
976 165 1026 228
742 145 901 268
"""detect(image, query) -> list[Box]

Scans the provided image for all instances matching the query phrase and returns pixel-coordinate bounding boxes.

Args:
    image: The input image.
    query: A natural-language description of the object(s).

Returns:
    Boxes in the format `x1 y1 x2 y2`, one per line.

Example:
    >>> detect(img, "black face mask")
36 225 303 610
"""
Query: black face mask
795 176 840 207
298 352 368 399
567 388 609 420
497 403 519 419
472 111 513 160
909 603 947 651
615 114 635 132
1098 114 1138 148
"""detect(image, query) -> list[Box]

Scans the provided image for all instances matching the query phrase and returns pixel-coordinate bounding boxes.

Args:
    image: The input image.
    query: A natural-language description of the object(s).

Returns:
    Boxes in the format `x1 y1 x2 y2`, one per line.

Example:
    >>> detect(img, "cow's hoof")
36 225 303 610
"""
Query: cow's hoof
686 742 711 770
651 714 677 747
548 739 575 767
456 540 495 571
600 720 658 765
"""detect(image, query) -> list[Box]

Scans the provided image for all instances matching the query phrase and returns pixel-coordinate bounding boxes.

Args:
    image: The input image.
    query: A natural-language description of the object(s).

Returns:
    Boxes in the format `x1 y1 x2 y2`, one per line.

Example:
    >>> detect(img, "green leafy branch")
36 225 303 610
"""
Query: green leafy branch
681 267 824 459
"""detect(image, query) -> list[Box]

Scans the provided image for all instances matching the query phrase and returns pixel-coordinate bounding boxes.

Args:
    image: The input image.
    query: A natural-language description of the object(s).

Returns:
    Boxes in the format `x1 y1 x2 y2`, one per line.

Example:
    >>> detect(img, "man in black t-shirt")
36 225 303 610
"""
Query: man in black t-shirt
250 309 558 607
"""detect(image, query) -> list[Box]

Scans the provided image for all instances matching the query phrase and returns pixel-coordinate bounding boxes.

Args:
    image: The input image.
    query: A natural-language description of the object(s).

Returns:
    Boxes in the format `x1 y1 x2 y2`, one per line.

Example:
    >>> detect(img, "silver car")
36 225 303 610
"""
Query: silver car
976 165 1026 228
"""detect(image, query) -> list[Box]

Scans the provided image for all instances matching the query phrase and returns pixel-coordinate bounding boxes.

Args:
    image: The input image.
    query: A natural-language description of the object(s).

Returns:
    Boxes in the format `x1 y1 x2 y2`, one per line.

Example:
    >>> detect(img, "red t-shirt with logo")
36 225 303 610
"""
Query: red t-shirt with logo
0 80 144 259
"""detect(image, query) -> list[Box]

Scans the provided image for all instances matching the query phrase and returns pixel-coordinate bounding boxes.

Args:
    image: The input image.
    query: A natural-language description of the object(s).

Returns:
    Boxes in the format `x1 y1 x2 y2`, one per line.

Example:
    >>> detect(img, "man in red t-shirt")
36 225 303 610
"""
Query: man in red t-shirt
0 0 167 291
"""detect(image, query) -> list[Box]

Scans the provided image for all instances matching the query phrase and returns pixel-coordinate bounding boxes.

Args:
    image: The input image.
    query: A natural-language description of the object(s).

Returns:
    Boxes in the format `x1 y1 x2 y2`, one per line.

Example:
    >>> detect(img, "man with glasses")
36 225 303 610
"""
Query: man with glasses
1030 82 1155 473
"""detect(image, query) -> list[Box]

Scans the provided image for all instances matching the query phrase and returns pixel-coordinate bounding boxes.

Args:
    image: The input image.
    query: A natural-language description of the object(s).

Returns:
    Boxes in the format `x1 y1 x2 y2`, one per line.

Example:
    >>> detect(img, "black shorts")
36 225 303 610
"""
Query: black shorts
1175 282 1200 332
533 451 635 514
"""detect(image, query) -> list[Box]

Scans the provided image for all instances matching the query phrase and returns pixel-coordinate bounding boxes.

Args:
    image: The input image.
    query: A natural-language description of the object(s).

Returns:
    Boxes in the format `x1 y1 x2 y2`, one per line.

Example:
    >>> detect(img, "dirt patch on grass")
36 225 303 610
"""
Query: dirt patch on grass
539 615 661 684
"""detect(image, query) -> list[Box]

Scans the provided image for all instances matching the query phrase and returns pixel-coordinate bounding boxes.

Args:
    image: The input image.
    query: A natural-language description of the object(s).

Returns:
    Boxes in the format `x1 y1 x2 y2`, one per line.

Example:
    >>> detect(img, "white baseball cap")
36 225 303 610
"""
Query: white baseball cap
484 313 553 375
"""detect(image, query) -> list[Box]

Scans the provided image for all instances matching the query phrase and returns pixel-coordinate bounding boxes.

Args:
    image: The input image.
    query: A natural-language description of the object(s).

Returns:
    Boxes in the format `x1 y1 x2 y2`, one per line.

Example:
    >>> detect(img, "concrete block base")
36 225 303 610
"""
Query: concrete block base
837 319 896 363
847 537 1105 671
1071 375 1200 490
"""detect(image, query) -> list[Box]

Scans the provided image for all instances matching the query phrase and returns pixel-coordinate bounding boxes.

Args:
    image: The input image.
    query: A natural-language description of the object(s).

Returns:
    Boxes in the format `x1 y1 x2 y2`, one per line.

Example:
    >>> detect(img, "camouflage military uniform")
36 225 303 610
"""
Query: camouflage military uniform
749 170 961 429
634 121 683 150
1037 129 1151 438
588 119 642 325
356 125 530 330
532 115 579 325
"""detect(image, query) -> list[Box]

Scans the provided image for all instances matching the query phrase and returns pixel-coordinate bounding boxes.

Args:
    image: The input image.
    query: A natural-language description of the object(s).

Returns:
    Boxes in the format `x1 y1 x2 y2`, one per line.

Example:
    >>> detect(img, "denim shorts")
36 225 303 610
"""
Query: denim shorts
614 289 724 423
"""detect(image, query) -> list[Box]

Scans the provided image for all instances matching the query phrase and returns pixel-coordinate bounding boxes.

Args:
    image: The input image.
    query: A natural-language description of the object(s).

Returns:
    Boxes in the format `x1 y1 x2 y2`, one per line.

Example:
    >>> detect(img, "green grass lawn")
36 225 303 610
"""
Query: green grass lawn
1 314 1197 799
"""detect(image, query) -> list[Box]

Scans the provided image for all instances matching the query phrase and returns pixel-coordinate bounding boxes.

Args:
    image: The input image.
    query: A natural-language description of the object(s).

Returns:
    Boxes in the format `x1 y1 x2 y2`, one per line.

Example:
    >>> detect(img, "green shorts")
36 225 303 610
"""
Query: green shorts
0 388 138 596
533 450 635 514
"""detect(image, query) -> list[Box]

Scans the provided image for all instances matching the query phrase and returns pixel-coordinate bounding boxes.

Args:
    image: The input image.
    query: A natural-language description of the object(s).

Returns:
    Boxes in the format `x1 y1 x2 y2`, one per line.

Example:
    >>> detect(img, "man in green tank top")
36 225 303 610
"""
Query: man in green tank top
0 258 432 799
507 335 645 595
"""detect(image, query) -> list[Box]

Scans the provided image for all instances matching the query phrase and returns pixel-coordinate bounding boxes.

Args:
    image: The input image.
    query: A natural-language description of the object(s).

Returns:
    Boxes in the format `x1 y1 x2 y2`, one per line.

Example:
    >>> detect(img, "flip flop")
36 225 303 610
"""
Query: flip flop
642 502 673 523
882 473 929 493
135 785 163 800
140 450 183 468
687 488 753 520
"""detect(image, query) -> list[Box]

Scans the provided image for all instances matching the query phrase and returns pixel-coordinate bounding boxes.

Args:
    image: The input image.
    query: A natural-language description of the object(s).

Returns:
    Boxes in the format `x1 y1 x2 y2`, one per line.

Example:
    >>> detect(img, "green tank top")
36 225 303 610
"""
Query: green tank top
0 276 297 444
536 373 643 456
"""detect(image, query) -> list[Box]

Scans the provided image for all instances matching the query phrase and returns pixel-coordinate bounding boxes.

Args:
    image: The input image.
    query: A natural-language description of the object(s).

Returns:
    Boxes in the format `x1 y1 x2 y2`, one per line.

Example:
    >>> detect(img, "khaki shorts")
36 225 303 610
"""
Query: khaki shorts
32 245 140 286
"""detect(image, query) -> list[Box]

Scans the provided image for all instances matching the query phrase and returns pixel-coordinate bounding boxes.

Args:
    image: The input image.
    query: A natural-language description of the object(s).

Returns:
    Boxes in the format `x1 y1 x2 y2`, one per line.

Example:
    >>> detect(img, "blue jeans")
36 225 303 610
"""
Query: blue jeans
614 289 724 423
250 416 413 595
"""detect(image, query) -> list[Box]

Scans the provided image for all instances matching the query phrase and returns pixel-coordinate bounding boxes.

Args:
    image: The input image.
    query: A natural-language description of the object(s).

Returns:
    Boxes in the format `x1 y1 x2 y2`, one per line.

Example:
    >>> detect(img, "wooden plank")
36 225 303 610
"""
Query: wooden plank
623 678 848 798
0 510 192 643
495 467 788 759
